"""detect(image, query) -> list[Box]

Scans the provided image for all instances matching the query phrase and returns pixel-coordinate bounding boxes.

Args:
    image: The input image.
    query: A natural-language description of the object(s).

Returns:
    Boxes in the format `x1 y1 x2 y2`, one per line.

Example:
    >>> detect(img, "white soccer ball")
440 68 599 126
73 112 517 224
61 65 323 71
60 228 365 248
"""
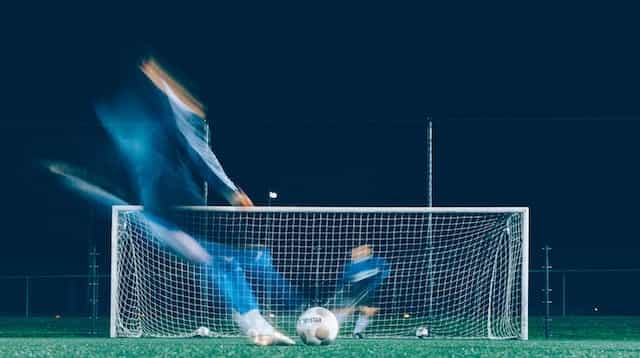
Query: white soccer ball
416 326 429 339
296 307 339 345
195 326 211 337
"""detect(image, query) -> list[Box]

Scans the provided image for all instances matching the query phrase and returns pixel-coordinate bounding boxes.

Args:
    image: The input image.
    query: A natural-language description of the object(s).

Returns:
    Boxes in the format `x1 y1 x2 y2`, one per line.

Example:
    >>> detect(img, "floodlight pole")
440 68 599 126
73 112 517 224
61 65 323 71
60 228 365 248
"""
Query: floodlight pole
203 119 210 205
201 119 211 308
427 117 432 208
426 116 434 319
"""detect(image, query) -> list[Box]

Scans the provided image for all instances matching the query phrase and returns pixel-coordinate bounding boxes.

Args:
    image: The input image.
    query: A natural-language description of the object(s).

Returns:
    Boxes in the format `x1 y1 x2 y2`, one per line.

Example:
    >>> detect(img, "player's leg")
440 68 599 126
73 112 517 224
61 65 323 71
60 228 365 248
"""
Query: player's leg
353 306 379 338
333 277 370 326
142 214 212 264
344 278 384 337
207 258 284 345
333 306 356 325
206 243 295 345
209 256 259 314
229 246 302 310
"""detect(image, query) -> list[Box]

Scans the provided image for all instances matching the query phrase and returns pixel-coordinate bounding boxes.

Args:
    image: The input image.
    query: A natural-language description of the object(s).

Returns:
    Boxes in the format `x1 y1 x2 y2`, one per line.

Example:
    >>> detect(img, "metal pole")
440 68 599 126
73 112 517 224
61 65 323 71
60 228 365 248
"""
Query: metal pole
87 202 99 335
89 243 99 335
25 276 30 319
427 118 432 207
543 245 552 338
562 272 566 317
204 119 210 205
200 119 211 314
426 116 434 319
83 168 99 335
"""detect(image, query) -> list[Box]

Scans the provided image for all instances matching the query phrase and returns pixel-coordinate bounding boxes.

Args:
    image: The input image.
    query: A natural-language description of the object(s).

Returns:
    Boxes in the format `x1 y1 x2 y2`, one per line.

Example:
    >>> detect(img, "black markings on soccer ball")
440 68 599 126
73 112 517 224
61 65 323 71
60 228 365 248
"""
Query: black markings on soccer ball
300 317 323 324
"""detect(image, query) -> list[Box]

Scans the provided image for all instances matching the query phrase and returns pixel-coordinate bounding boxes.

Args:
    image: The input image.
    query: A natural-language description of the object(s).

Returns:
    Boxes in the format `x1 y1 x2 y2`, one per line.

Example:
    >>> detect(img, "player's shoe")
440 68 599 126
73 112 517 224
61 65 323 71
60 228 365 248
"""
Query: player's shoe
251 330 296 346
353 333 364 339
235 309 296 346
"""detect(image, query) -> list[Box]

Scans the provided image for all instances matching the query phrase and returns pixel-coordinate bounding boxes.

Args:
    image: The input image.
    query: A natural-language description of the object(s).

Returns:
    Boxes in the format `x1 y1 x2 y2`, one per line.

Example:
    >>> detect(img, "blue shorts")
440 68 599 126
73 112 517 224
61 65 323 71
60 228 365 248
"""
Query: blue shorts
343 276 381 307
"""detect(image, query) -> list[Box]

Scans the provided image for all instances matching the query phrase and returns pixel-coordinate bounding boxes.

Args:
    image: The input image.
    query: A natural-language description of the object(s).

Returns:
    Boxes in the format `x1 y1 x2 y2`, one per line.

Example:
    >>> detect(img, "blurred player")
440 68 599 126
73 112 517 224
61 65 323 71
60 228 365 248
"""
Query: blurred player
64 57 297 345
334 245 390 338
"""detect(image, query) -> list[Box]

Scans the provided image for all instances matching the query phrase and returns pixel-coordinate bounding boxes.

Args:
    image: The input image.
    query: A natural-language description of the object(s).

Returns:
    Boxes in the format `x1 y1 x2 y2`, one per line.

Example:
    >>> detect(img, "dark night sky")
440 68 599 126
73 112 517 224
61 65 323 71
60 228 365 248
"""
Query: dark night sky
2 3 640 276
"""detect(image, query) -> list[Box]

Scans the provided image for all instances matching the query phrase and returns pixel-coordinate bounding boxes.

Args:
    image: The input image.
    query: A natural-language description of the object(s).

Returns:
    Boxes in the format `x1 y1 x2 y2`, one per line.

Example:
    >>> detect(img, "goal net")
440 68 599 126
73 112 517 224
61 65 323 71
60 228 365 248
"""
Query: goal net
110 206 528 339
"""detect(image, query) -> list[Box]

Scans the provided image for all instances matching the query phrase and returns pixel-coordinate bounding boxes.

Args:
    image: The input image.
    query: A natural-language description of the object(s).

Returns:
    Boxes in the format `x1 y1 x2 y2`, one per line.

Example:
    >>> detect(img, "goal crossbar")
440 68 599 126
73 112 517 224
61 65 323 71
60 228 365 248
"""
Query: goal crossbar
112 205 528 214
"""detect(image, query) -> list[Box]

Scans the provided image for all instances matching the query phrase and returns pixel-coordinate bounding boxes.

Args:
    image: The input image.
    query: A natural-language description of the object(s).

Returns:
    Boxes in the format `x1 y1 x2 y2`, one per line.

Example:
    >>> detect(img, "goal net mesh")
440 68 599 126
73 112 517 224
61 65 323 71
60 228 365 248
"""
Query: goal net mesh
111 207 527 339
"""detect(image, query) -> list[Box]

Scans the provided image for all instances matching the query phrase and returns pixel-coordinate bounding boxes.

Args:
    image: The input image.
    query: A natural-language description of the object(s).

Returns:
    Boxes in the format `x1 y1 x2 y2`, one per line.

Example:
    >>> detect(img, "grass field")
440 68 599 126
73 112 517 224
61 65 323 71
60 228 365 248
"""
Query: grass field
1 316 640 357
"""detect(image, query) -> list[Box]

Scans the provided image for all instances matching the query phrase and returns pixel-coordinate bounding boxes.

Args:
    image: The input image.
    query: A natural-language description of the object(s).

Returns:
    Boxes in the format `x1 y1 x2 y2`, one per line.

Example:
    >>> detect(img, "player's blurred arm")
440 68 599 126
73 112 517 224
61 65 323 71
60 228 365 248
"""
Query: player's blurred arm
45 161 211 264
140 59 205 118
44 161 128 207
141 58 253 207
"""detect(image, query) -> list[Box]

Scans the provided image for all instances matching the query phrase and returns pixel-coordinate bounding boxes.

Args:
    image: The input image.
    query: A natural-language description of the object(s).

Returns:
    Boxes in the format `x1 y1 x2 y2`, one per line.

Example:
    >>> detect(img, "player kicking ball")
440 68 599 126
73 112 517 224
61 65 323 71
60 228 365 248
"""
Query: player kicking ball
51 57 297 345
111 58 297 345
334 245 390 338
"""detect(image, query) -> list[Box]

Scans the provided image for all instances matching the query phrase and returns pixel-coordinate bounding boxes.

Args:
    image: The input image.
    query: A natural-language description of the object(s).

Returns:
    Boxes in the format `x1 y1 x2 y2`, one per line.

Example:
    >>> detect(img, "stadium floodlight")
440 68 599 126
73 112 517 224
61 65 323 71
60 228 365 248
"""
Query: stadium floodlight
110 206 529 340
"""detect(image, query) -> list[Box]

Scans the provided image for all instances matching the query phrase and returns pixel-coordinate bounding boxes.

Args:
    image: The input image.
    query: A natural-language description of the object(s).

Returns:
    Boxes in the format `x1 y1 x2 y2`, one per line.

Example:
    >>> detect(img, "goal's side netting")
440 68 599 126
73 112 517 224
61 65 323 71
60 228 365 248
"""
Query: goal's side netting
110 206 528 339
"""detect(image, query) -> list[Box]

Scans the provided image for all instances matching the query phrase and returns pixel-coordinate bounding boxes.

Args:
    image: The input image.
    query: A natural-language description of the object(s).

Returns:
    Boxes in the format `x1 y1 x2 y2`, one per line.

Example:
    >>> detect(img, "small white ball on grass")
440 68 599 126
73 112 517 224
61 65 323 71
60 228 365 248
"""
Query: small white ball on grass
416 327 429 339
195 326 210 337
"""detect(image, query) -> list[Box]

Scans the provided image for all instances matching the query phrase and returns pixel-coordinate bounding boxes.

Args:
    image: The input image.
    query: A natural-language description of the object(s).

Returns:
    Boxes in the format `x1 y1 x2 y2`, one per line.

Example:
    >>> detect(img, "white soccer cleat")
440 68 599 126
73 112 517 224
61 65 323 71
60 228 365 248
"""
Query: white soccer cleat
234 309 295 346
250 330 296 346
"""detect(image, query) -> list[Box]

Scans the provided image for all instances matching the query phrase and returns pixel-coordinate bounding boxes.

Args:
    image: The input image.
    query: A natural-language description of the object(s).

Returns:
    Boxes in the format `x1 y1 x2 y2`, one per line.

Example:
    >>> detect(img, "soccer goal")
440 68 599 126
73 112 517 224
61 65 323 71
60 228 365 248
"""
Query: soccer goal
110 206 528 339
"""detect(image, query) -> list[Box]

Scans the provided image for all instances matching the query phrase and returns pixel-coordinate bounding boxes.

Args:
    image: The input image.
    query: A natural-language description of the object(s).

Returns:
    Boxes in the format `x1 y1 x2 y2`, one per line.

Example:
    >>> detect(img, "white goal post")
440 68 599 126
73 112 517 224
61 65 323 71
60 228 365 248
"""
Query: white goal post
110 206 529 339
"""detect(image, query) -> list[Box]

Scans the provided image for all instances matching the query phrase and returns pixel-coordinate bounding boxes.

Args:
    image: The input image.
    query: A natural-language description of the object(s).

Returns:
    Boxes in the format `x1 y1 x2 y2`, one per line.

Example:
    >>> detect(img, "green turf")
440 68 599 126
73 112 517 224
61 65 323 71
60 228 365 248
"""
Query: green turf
2 337 640 358
1 316 640 357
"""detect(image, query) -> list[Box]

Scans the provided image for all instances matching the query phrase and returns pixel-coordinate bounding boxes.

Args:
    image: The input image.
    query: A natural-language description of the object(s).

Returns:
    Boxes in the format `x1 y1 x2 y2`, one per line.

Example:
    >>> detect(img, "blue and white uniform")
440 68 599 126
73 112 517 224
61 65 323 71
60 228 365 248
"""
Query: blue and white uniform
341 256 390 307
96 65 299 315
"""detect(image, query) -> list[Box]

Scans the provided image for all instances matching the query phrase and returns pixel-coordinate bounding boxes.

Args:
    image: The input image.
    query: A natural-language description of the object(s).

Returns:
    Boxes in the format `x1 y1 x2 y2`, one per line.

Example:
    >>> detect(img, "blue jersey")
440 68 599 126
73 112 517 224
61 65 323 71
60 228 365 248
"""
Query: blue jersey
341 256 390 305
343 257 390 285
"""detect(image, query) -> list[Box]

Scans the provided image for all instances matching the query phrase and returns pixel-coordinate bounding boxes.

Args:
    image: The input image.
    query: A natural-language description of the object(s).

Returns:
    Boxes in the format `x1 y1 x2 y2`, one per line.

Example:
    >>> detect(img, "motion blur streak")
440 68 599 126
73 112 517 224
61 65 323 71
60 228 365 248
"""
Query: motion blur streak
44 160 212 264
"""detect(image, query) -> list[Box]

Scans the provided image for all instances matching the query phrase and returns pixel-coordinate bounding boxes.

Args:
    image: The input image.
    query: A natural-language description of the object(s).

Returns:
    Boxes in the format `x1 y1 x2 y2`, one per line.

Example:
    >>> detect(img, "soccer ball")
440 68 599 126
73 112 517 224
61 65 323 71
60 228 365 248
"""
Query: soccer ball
195 326 211 337
416 326 429 339
296 307 339 345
